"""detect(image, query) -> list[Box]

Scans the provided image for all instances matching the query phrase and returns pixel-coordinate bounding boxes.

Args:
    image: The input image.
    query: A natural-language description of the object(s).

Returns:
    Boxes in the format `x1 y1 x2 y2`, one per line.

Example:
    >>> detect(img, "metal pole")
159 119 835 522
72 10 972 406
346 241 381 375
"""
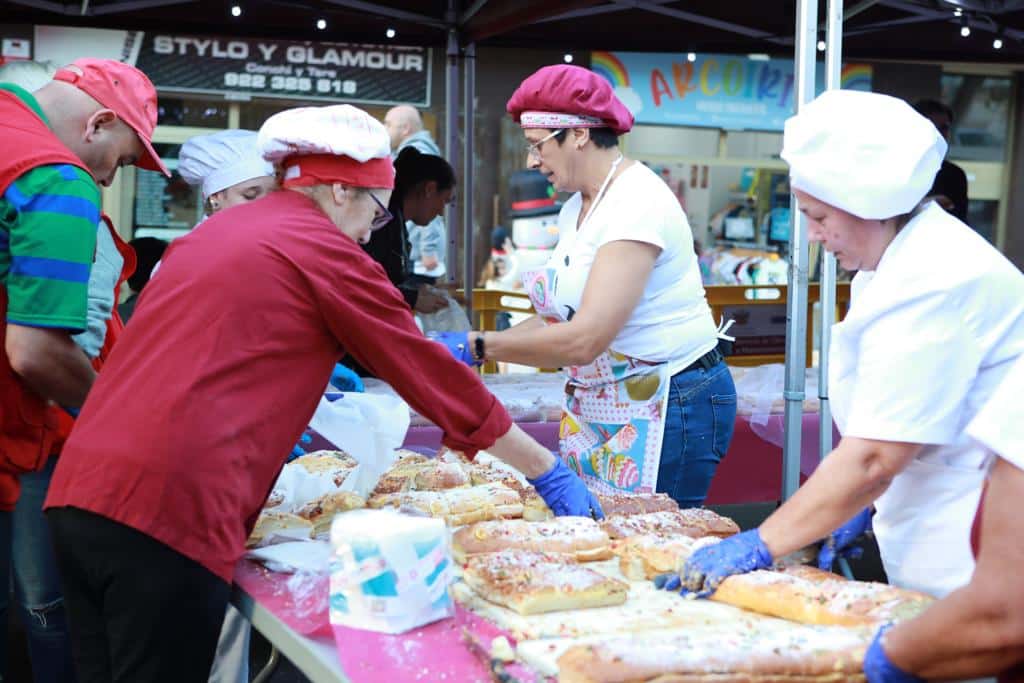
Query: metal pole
463 42 476 325
819 0 842 463
443 20 460 287
782 0 818 501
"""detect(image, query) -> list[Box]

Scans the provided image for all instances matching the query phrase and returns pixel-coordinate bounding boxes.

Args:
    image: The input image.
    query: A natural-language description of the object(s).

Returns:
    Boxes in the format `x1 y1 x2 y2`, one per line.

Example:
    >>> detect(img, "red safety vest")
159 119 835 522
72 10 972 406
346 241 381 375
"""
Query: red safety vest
0 88 96 510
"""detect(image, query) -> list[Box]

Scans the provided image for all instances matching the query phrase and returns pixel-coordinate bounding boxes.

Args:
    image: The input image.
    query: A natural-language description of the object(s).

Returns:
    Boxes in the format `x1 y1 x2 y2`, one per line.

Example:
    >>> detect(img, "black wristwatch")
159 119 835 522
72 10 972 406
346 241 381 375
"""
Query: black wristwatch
474 333 486 362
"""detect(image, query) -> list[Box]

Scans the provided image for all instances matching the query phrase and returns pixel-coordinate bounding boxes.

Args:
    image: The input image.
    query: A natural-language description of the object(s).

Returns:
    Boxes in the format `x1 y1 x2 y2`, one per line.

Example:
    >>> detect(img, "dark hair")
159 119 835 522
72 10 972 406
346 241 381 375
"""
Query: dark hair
392 147 456 204
553 126 619 150
914 99 953 123
127 237 168 292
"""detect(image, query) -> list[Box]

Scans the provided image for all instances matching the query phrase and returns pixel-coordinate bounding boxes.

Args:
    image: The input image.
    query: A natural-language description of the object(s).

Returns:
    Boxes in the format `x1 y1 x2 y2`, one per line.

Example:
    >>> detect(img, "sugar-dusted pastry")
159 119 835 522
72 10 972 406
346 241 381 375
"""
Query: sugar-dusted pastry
463 550 628 615
367 483 523 526
600 508 739 540
294 491 366 536
452 517 612 564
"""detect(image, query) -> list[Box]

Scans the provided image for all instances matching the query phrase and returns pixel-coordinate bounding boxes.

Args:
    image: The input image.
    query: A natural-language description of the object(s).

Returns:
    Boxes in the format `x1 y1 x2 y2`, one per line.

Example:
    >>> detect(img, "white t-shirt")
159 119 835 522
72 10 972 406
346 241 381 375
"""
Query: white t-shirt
545 162 717 369
833 202 1024 464
967 355 1024 472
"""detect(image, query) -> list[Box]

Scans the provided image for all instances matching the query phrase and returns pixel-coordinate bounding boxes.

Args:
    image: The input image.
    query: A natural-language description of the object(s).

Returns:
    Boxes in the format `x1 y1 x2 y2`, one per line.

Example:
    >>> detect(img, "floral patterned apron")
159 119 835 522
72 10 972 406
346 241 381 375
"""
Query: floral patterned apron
522 268 671 495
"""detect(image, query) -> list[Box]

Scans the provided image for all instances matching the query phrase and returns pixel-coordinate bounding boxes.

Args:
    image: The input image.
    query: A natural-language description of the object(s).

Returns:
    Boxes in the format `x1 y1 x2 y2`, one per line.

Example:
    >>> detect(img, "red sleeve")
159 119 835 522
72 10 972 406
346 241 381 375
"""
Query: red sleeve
305 238 512 458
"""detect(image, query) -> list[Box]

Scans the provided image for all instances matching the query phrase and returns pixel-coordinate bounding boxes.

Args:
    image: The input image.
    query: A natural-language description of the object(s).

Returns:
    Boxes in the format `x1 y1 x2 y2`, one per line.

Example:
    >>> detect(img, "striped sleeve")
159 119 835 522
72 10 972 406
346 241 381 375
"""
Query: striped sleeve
3 164 101 332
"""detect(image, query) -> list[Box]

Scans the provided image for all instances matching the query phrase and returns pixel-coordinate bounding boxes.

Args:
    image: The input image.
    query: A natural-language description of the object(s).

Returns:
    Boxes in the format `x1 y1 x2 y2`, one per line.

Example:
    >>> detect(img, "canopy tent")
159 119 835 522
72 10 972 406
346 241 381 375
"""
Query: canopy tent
7 0 1022 502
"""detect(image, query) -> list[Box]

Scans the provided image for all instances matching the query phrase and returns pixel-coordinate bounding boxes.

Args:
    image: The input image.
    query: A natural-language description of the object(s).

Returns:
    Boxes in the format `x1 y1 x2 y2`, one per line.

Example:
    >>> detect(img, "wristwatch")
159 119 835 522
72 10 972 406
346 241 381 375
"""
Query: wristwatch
474 333 486 362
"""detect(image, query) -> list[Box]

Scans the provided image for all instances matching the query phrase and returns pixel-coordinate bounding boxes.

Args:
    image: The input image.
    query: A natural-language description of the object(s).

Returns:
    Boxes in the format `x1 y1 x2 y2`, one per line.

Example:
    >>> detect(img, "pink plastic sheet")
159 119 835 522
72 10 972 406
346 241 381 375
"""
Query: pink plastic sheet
235 561 539 682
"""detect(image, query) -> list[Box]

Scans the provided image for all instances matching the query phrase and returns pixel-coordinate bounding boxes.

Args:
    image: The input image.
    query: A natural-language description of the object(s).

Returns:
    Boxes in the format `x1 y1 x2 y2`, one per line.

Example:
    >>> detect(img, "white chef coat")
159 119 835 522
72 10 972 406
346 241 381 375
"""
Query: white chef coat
967 355 1024 473
829 202 1024 597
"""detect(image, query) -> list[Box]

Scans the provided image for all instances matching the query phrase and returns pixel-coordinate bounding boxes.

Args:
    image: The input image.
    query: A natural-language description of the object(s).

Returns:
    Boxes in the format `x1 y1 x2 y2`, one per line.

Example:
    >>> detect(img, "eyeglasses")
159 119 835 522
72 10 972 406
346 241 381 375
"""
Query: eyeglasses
525 129 564 159
368 192 393 231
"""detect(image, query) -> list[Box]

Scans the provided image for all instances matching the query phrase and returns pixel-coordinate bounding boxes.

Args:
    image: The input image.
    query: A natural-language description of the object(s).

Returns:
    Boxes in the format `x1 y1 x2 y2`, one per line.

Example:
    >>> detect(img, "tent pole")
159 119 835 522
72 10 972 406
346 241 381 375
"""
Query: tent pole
819 0 842 462
463 41 476 323
444 17 461 287
782 0 818 501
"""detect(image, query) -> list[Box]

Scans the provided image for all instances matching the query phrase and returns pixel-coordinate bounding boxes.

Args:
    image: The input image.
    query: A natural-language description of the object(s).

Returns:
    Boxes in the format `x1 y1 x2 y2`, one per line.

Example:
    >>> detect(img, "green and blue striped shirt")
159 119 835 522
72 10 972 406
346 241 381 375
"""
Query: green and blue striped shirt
0 83 100 332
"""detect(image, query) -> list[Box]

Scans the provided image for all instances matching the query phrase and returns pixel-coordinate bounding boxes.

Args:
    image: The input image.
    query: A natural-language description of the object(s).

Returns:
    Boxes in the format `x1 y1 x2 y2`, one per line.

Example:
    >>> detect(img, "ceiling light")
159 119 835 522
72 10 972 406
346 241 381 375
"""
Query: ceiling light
961 24 971 37
817 39 827 52
748 53 771 61
316 18 327 30
386 28 396 38
687 52 697 62
953 7 963 16
993 36 1004 48
230 4 241 16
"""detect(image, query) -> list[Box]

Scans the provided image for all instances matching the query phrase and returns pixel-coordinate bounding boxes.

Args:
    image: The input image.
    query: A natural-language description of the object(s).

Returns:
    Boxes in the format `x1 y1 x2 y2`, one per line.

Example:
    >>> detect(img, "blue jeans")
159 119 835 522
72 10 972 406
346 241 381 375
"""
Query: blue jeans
655 359 737 508
0 455 77 683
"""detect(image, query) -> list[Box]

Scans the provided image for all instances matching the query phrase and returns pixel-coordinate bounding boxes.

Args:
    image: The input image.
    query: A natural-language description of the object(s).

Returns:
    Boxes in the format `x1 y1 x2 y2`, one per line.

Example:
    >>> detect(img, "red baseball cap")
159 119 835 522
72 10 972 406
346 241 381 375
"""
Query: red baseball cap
53 58 169 177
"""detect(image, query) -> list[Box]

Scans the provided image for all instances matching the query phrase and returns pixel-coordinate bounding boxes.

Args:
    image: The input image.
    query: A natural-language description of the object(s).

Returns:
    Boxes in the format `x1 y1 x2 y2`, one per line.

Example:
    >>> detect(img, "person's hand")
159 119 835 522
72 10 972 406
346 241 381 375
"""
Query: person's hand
330 363 364 392
818 507 873 570
289 432 312 462
656 528 773 597
421 254 440 271
415 284 448 314
426 331 479 367
527 458 604 519
863 627 924 683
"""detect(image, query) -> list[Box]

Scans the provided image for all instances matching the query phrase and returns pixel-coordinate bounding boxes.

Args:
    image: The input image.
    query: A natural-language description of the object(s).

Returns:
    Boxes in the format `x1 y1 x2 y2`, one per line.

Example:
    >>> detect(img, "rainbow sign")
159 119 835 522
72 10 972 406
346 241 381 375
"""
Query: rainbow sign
590 50 872 131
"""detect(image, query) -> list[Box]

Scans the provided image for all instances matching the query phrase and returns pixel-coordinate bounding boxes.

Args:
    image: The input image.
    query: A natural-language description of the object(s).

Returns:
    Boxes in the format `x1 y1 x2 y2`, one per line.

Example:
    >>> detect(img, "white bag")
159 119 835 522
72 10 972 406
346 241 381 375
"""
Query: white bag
307 392 411 498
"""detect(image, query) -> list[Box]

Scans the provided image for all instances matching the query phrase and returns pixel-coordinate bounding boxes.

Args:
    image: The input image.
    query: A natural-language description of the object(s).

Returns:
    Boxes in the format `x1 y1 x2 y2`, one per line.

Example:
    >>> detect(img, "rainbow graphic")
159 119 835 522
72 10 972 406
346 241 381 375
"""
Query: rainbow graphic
841 63 873 91
591 51 630 88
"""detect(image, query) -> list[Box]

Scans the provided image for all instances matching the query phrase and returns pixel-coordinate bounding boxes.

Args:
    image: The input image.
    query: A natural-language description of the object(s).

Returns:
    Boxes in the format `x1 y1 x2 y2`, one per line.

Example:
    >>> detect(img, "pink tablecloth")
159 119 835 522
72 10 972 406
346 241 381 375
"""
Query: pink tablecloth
234 560 537 682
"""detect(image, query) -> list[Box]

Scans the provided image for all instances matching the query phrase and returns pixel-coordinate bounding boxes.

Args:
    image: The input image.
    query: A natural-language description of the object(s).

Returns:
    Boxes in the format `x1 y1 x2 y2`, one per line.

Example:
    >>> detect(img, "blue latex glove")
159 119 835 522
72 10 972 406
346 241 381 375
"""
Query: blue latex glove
289 432 312 462
527 458 604 519
863 627 924 683
656 528 773 597
818 507 873 570
61 406 80 418
426 331 479 367
330 363 365 392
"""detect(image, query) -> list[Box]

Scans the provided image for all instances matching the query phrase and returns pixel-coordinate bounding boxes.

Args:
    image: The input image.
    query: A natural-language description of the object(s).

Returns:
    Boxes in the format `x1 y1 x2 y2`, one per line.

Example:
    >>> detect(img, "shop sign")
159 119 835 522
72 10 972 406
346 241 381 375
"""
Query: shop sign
134 34 431 105
591 50 871 131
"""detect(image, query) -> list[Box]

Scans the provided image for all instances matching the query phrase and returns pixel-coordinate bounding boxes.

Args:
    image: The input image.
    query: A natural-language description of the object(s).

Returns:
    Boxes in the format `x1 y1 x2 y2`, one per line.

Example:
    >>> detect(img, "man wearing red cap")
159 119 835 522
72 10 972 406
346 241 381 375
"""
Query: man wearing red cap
43 103 598 682
0 57 168 681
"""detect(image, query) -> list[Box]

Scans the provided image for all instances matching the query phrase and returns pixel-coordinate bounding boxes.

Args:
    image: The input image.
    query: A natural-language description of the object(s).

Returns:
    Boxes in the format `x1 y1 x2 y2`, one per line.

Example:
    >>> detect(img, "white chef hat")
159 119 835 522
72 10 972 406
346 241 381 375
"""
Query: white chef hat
257 104 394 189
178 130 275 200
781 90 947 220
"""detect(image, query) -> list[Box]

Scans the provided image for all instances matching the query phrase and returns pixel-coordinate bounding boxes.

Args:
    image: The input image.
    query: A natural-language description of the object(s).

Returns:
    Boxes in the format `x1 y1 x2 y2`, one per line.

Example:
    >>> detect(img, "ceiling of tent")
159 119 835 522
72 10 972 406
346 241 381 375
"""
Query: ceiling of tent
3 0 1024 62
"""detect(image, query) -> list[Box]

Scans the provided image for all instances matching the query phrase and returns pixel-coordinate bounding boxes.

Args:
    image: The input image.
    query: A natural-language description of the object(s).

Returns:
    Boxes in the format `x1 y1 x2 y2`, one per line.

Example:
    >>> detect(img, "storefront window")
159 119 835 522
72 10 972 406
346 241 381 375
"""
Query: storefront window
941 74 1012 162
133 143 203 240
157 96 230 128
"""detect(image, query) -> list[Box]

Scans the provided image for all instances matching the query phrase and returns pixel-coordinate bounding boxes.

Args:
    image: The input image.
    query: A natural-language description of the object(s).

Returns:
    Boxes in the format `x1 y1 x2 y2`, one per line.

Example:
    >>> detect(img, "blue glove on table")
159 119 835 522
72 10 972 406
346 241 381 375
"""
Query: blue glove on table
330 363 365 392
863 627 924 683
655 528 773 597
527 458 604 519
818 507 873 570
426 331 479 367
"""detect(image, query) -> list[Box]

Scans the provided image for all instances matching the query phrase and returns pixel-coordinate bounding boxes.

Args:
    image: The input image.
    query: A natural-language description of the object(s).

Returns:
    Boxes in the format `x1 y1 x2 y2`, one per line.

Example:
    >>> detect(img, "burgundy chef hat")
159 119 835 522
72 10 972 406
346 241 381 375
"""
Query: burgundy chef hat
506 64 634 136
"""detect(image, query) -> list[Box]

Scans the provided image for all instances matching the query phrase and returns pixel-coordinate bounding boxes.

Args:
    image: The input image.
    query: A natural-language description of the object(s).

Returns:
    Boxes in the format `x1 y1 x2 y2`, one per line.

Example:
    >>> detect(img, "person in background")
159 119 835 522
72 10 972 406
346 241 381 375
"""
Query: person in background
362 146 452 316
43 104 599 682
914 99 969 223
666 90 1024 602
438 65 735 508
383 104 447 284
0 57 168 683
118 237 166 324
863 358 1024 682
478 226 518 331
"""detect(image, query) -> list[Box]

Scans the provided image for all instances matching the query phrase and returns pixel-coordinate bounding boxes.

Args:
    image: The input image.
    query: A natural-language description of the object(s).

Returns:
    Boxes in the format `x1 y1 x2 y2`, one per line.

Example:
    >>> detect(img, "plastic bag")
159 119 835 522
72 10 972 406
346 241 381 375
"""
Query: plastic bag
418 296 471 334
307 392 411 498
